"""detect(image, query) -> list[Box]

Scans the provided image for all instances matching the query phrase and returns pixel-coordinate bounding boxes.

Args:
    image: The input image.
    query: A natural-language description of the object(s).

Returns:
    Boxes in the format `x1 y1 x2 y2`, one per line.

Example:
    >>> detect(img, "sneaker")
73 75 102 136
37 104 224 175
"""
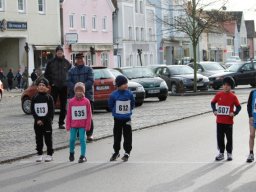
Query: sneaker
110 153 120 161
121 153 130 162
215 153 224 161
36 155 43 162
87 136 94 142
247 153 254 163
45 155 53 162
227 153 233 161
78 156 87 163
59 125 65 129
69 152 75 162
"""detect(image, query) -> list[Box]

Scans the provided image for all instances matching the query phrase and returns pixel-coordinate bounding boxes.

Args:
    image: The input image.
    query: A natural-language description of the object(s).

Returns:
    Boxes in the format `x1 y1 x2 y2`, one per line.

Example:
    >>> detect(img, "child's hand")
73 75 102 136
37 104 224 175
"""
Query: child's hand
66 131 70 140
37 120 43 126
229 112 234 117
213 111 217 116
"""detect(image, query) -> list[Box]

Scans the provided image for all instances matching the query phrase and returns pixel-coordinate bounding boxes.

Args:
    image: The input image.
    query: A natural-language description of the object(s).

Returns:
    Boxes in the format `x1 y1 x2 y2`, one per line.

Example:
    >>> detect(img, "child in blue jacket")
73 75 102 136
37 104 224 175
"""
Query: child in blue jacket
108 75 135 162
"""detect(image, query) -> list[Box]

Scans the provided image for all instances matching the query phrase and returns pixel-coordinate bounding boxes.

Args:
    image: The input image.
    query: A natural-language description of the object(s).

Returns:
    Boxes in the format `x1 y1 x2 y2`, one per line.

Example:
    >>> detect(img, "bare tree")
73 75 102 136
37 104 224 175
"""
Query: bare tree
149 0 229 92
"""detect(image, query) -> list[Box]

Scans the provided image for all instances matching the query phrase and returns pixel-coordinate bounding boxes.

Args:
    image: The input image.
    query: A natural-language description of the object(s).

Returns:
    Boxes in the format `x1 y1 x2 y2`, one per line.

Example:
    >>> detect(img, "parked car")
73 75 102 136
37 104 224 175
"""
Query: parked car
109 68 145 106
187 61 226 77
21 66 116 114
225 56 242 68
209 61 256 90
0 80 3 101
117 67 168 101
153 65 209 93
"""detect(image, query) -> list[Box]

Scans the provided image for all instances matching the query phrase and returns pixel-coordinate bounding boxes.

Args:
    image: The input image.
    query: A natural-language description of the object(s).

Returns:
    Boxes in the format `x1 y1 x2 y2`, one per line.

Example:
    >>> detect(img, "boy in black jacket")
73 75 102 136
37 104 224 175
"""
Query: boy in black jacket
31 78 54 162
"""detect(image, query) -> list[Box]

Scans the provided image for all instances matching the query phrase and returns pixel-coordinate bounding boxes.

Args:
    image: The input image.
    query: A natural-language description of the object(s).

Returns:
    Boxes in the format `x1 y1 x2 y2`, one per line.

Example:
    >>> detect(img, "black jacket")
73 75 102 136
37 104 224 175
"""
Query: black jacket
31 92 54 123
247 90 255 117
44 57 71 88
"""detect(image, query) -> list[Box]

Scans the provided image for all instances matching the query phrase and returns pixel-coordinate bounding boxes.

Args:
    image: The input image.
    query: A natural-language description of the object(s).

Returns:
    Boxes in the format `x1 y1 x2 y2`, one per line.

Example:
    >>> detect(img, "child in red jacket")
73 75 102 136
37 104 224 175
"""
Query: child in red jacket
66 82 92 163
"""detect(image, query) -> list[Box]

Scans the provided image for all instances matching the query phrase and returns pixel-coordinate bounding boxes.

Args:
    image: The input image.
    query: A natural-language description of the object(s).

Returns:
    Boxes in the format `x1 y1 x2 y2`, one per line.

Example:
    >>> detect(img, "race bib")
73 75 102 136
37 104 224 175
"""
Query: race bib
72 106 87 120
35 103 48 117
217 105 230 115
116 100 131 114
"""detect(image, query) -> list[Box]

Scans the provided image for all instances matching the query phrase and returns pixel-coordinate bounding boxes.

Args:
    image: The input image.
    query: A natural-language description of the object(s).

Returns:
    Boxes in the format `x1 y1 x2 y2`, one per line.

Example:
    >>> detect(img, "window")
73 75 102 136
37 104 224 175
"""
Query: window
38 0 45 14
227 39 233 46
92 16 97 31
18 0 26 12
141 28 144 41
86 53 92 66
101 52 109 67
69 14 74 29
135 0 138 13
128 26 133 40
148 28 152 41
140 0 144 14
102 16 107 31
136 27 139 41
81 15 86 30
0 0 5 11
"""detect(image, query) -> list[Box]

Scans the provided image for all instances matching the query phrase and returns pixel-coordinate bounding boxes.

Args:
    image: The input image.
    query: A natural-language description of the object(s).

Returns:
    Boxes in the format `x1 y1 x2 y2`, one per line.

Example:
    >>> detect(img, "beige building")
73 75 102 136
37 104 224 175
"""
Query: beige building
0 0 61 84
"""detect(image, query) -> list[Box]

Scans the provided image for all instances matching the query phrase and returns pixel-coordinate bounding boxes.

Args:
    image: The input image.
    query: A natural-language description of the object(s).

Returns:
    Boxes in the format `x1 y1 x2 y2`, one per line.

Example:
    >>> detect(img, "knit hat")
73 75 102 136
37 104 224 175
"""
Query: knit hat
115 75 128 87
75 53 84 59
223 76 235 88
37 78 49 86
74 82 85 93
55 45 63 52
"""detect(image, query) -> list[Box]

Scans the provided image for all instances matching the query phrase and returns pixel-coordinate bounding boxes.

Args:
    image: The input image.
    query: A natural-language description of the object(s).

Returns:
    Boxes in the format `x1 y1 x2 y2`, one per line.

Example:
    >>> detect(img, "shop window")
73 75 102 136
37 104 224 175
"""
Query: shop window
101 52 109 67
34 50 54 71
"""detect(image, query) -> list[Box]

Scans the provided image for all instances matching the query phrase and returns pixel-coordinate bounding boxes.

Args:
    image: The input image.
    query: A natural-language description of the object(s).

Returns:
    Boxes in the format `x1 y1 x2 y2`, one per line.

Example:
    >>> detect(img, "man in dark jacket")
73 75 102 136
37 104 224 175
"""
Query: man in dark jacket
68 53 94 140
44 45 71 129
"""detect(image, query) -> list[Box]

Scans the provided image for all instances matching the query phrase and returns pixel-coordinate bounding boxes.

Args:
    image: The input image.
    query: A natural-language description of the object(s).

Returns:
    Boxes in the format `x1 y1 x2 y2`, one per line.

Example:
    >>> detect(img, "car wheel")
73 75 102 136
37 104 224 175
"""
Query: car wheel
158 96 167 101
22 97 32 114
250 83 256 88
136 102 143 107
171 83 177 94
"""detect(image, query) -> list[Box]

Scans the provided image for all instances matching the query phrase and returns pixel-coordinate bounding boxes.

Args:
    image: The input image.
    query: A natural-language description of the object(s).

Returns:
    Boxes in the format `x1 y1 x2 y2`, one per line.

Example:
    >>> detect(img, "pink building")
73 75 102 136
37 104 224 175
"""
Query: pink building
61 0 115 67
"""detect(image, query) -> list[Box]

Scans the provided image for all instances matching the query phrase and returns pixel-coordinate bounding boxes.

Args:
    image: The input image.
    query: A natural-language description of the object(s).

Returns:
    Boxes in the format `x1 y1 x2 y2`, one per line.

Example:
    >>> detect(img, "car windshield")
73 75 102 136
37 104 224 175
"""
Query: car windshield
200 63 225 71
109 69 123 77
227 64 243 72
122 67 155 79
169 66 194 75
94 69 114 80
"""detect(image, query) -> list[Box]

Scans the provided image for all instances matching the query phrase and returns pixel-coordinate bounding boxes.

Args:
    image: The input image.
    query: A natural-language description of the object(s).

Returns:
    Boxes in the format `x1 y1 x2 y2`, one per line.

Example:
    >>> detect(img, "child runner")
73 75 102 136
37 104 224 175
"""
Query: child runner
211 76 241 161
31 78 54 162
66 82 92 163
108 75 135 162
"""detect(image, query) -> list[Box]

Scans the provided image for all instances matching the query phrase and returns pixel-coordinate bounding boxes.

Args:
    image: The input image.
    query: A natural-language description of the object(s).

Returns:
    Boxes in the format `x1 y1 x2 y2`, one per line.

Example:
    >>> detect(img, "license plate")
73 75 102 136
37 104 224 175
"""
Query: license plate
197 83 204 86
148 89 160 94
96 86 110 90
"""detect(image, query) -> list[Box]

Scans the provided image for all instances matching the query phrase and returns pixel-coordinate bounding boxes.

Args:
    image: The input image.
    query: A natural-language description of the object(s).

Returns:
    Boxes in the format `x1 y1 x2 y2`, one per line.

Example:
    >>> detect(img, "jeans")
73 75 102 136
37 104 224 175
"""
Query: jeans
70 128 86 156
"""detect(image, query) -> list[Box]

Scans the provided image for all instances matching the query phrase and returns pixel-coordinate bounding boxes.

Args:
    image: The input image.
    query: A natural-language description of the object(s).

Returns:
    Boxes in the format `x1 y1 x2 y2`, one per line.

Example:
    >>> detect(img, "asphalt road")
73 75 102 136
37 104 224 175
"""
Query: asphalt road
0 105 255 192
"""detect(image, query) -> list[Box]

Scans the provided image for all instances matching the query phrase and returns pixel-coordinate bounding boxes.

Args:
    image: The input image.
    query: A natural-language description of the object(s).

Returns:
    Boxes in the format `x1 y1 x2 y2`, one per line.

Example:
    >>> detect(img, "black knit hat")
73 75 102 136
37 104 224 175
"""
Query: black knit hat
55 45 63 52
115 75 128 87
223 76 235 88
75 53 84 59
37 78 49 86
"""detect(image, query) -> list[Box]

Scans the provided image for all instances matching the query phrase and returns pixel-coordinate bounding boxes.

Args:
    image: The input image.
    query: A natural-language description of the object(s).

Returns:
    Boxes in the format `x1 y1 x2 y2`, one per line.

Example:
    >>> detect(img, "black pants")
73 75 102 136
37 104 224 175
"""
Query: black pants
7 79 13 90
217 123 233 154
113 118 132 154
51 86 67 126
34 121 53 155
86 101 94 137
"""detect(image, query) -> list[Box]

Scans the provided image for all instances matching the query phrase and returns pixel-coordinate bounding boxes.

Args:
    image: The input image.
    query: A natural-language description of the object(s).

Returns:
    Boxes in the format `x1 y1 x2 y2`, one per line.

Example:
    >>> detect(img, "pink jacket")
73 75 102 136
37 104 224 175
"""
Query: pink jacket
66 97 92 131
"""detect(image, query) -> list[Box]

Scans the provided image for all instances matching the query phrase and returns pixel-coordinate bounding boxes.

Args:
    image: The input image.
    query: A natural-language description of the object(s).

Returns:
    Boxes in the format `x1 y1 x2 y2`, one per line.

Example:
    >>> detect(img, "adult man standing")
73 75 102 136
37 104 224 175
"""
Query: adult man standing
68 53 94 141
45 46 71 129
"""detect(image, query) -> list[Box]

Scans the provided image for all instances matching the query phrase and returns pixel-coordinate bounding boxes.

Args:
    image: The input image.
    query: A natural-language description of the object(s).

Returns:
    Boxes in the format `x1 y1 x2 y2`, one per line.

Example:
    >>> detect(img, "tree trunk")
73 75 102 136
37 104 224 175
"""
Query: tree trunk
193 41 197 92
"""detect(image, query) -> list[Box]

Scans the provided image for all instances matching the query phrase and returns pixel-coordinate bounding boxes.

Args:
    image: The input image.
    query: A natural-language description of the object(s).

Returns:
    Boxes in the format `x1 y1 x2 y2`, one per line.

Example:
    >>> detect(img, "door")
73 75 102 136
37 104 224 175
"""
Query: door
234 63 255 85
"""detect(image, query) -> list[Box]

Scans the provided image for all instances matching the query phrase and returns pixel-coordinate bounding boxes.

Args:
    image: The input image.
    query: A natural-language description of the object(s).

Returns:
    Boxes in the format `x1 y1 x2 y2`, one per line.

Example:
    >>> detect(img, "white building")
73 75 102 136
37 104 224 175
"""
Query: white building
0 0 61 82
112 0 157 67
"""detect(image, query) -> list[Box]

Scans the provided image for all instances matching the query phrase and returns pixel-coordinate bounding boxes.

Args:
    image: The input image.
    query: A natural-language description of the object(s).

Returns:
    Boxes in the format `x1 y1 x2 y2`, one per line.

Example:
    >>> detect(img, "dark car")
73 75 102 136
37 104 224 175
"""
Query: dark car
153 65 209 93
109 68 145 106
209 61 256 90
117 67 168 101
188 62 226 77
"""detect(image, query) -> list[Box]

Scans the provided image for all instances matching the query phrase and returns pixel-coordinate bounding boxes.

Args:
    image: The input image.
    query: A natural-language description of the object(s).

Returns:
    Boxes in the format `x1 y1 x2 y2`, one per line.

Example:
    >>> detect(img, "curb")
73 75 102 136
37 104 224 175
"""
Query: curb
0 101 247 164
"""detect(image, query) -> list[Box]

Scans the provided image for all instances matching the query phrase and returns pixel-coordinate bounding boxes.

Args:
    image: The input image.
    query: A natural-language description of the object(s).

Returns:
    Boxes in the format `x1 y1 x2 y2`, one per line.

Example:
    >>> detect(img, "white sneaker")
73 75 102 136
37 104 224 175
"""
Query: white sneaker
36 155 43 162
44 155 53 162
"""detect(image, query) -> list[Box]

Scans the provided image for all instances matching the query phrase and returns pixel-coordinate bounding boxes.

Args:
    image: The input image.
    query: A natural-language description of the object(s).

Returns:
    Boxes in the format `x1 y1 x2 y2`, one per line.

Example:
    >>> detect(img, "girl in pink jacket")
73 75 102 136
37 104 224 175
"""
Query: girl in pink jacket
66 82 92 163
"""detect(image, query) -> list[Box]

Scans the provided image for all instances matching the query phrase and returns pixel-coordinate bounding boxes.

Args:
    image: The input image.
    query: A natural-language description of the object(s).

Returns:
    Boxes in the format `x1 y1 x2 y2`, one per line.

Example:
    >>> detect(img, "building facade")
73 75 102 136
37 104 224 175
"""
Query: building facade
61 0 115 67
112 0 157 67
0 0 61 83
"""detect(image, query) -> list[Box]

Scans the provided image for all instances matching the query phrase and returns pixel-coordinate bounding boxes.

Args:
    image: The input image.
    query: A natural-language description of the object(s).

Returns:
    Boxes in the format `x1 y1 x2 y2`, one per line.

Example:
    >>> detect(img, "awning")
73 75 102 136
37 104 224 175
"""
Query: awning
33 45 59 50
71 44 113 52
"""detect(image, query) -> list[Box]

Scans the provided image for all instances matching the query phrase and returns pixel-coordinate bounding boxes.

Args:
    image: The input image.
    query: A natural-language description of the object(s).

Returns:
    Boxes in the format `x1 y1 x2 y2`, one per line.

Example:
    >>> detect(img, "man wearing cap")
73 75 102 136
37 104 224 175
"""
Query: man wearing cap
68 53 94 141
44 45 71 129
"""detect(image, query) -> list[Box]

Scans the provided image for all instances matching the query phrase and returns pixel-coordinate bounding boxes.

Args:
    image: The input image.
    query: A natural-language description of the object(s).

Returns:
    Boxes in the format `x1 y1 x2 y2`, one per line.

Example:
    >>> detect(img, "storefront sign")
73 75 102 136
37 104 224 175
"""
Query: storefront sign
7 21 27 30
65 33 78 44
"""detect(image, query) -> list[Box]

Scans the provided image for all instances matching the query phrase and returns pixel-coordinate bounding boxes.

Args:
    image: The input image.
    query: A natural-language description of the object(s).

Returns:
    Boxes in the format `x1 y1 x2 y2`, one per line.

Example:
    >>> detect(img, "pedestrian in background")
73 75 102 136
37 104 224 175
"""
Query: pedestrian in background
246 89 256 163
44 45 71 129
14 69 22 89
31 69 38 82
67 53 94 141
66 82 92 163
211 77 241 161
7 68 14 91
21 68 28 90
31 78 54 162
108 75 135 162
